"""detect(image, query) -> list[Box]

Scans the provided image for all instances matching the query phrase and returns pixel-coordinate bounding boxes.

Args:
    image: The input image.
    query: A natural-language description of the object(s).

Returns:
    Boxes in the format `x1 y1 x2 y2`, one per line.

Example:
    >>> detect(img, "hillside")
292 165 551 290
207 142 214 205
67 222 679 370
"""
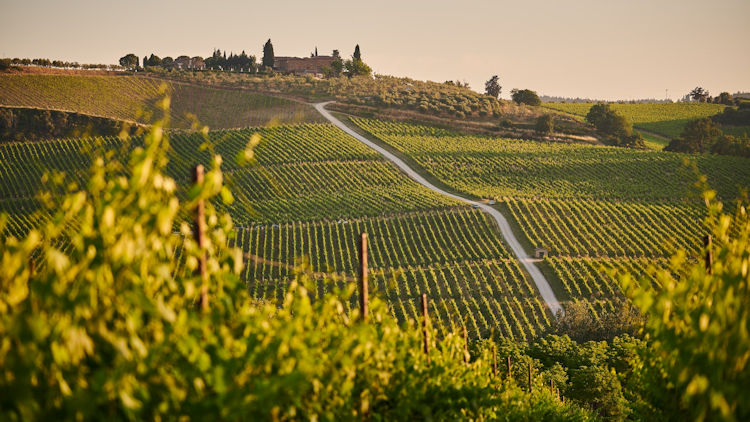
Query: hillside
543 102 727 147
0 122 552 340
350 117 750 316
2 76 749 420
0 73 324 129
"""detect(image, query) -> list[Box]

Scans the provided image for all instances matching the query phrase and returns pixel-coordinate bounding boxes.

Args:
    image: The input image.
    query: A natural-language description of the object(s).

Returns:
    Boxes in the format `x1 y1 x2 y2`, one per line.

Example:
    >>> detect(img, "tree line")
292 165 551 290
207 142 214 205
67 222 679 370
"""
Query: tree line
0 57 117 70
118 39 372 77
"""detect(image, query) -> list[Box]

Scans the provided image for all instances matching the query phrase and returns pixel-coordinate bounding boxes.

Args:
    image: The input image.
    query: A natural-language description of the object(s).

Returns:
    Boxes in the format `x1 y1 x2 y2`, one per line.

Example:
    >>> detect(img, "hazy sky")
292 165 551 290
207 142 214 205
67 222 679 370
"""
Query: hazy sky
1 0 748 100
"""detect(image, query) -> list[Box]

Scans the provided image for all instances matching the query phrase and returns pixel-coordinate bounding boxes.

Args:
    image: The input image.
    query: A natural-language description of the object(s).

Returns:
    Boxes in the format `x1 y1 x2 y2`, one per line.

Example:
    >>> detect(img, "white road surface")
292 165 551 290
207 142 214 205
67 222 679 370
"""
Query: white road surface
314 102 563 316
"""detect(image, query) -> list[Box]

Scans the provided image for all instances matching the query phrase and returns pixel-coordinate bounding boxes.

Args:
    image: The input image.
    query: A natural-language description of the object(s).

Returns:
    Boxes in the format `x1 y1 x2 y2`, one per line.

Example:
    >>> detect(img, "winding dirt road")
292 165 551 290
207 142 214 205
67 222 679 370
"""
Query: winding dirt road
314 102 563 316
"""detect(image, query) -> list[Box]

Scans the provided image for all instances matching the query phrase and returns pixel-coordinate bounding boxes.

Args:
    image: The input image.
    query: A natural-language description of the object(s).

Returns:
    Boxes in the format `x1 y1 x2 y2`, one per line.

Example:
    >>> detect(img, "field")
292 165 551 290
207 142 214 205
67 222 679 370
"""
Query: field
542 101 727 141
351 117 750 313
0 122 551 339
0 74 324 129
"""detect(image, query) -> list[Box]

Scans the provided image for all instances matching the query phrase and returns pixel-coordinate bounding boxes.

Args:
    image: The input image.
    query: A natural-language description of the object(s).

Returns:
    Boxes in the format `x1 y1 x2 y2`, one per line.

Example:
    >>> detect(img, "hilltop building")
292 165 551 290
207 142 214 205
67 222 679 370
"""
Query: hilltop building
173 56 205 70
274 56 334 76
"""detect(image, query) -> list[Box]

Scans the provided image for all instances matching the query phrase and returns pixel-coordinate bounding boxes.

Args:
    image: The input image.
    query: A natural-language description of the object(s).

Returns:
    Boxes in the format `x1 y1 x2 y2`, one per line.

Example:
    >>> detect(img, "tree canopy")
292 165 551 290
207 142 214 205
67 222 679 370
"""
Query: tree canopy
118 53 139 70
511 89 541 106
664 117 722 153
585 103 645 148
690 86 710 102
535 114 554 134
484 75 501 99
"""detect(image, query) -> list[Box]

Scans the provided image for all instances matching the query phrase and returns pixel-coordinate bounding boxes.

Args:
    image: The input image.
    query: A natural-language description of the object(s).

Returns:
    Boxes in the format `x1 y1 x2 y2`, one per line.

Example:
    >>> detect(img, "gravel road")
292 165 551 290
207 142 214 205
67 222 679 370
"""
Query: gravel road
314 102 563 316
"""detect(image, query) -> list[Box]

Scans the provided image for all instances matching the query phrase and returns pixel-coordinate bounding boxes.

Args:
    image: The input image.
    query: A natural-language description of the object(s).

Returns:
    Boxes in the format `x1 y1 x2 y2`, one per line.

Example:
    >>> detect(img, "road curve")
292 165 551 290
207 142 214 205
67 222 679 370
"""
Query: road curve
314 102 563 316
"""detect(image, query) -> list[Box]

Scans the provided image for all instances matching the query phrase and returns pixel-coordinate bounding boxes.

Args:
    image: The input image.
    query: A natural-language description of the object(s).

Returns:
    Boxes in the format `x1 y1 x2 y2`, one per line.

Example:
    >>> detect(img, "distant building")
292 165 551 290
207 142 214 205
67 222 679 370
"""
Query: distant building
173 56 205 70
274 56 334 76
534 247 549 259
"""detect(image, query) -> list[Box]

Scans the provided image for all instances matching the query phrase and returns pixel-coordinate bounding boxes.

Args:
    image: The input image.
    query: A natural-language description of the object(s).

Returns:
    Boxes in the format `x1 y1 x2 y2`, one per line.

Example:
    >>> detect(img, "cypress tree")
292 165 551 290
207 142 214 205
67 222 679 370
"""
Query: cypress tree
353 44 361 60
263 39 275 68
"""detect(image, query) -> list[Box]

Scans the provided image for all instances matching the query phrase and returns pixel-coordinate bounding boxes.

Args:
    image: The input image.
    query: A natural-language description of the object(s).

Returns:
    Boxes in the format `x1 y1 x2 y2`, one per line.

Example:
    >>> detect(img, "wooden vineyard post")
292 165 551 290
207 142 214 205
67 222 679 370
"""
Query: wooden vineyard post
193 165 208 312
421 294 430 363
492 344 498 378
359 232 369 322
528 361 533 393
507 356 512 381
462 325 470 365
550 378 554 395
705 235 713 275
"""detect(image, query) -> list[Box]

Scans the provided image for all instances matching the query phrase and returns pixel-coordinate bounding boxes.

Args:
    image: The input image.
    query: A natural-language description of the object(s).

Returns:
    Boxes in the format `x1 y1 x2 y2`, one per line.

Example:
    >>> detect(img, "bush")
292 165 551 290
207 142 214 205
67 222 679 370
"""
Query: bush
622 191 750 421
535 114 554 134
511 89 542 106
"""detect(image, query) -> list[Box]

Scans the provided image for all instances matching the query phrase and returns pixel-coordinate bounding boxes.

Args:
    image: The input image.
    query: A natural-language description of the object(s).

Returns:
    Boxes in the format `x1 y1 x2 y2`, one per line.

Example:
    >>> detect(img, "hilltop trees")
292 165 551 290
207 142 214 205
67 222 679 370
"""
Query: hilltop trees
344 44 371 77
511 89 541 106
485 75 501 99
145 54 162 67
690 87 710 102
323 50 344 77
715 91 733 105
262 39 275 69
118 53 139 70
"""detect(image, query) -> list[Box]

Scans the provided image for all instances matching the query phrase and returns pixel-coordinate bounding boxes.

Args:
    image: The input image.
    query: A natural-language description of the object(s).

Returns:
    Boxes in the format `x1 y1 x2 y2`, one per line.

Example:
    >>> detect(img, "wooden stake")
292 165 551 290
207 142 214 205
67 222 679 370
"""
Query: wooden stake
359 232 369 322
193 165 208 312
462 325 470 365
492 344 498 378
550 378 554 393
507 356 512 380
421 294 430 362
528 361 533 393
705 235 713 275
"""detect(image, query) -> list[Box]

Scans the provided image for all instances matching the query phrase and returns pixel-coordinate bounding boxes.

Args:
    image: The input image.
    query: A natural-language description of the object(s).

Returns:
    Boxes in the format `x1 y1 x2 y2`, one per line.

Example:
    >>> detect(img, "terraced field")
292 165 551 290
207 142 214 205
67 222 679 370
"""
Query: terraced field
0 74 323 129
351 117 750 313
0 122 550 339
542 102 726 140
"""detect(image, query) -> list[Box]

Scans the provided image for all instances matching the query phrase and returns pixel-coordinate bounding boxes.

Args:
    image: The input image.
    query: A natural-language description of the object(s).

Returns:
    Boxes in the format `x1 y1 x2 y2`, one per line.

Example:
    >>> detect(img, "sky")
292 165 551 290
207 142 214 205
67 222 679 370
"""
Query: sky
1 0 748 100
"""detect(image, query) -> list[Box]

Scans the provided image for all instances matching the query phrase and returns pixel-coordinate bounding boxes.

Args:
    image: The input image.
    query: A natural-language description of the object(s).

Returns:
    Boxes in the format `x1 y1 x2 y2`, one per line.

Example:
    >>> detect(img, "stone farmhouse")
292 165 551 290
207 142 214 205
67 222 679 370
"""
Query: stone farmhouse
274 56 334 76
173 56 205 70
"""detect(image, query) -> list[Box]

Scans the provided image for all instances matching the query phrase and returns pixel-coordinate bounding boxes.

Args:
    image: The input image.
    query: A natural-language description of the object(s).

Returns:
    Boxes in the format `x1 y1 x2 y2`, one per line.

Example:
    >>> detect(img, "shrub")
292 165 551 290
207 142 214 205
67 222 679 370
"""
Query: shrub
535 114 554 134
622 191 750 421
511 89 542 106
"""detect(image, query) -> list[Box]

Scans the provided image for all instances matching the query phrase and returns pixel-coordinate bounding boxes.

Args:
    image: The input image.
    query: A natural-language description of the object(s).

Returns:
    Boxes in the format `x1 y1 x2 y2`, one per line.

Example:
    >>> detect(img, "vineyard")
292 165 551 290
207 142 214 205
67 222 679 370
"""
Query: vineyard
351 117 750 201
350 117 750 313
230 209 550 339
0 74 323 129
542 101 726 139
0 122 554 339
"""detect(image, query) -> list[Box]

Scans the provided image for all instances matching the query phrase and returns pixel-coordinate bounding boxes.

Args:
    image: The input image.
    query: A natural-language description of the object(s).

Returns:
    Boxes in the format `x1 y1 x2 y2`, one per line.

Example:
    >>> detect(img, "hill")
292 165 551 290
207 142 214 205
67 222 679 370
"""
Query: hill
0 73 324 129
543 102 727 147
0 122 551 340
350 117 750 316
